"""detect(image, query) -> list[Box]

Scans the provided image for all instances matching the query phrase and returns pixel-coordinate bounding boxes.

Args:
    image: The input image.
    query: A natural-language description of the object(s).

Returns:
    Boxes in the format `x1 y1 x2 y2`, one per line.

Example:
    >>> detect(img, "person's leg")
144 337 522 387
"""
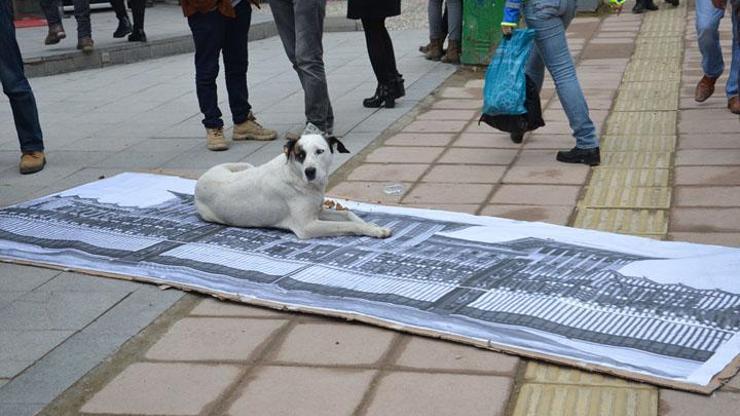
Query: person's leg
726 5 739 97
379 20 399 78
0 2 44 153
293 0 333 133
73 0 92 40
223 1 252 125
110 0 128 20
696 0 725 80
130 0 146 31
39 0 63 27
428 0 444 40
446 0 462 42
188 10 225 129
362 18 390 84
525 0 598 150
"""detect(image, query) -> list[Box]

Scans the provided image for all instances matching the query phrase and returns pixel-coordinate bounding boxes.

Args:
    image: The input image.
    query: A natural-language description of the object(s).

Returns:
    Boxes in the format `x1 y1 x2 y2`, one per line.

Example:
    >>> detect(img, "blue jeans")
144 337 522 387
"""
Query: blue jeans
429 0 462 41
39 0 92 39
188 1 252 129
0 0 44 152
525 0 598 149
696 0 739 97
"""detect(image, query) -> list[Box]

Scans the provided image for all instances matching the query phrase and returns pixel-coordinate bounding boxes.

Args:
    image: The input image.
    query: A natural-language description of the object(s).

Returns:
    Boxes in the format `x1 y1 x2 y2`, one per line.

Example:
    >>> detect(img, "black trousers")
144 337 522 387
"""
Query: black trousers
110 0 145 30
361 18 399 84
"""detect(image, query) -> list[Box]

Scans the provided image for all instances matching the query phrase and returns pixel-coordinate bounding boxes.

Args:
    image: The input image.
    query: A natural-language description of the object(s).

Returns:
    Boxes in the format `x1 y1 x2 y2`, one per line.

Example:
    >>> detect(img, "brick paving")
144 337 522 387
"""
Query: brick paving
6 2 740 416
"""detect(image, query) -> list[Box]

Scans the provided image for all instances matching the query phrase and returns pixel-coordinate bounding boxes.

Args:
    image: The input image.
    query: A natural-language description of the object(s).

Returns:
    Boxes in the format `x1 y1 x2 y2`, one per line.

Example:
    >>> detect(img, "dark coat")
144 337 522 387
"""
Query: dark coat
347 0 401 20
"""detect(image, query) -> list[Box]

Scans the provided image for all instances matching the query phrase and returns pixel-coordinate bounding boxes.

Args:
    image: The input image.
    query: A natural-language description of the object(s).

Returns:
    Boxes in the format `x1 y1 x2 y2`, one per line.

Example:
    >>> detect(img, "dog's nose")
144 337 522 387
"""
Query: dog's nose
304 167 316 180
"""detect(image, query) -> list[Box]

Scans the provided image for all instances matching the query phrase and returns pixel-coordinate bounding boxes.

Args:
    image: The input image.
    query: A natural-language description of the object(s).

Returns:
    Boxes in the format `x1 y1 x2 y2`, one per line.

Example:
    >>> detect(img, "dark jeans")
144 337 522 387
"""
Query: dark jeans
361 18 399 84
111 0 145 30
39 0 91 39
269 0 334 133
187 1 252 129
0 0 44 152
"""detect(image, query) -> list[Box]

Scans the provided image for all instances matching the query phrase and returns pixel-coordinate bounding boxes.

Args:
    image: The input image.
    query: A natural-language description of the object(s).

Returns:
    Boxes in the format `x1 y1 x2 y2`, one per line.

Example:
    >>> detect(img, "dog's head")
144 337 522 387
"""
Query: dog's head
284 134 350 185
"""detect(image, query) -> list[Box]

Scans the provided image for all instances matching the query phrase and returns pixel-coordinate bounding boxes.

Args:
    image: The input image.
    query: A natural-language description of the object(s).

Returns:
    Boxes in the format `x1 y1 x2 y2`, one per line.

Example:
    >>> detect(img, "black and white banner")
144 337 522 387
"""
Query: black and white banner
0 173 738 392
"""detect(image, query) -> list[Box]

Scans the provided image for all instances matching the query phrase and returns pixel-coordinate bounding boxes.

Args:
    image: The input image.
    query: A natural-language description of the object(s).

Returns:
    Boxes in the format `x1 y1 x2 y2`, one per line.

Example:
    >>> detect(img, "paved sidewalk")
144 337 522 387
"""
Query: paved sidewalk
0 29 455 416
21 3 738 416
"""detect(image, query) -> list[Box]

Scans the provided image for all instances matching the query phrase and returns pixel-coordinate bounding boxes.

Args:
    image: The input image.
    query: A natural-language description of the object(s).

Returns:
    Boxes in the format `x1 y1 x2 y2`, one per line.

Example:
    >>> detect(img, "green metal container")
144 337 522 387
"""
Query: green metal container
462 0 506 65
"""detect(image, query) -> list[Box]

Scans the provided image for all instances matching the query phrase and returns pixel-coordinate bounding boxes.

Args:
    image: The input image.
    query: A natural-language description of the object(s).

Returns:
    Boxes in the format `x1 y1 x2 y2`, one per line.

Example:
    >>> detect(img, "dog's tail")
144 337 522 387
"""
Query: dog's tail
217 163 253 173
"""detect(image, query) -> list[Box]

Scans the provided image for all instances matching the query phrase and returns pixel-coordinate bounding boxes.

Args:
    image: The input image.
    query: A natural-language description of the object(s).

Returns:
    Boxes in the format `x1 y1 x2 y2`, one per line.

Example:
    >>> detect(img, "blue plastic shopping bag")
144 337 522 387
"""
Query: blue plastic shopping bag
482 29 536 116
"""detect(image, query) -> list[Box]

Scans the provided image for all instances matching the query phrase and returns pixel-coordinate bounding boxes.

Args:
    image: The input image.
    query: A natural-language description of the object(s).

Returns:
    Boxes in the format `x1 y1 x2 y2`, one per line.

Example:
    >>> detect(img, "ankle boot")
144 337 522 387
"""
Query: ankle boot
113 16 132 38
441 40 460 64
363 84 395 109
424 38 444 61
632 0 646 12
128 28 147 42
128 0 146 42
644 0 659 10
390 74 405 99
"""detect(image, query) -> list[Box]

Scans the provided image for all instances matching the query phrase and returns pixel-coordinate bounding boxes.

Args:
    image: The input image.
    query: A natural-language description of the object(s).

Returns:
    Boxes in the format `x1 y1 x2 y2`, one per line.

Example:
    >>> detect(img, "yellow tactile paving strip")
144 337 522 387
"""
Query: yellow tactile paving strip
514 4 688 415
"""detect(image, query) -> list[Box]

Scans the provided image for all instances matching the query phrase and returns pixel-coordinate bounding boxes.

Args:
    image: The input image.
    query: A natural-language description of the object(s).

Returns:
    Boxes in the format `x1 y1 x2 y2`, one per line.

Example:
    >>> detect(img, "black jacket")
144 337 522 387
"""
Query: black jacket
347 0 401 20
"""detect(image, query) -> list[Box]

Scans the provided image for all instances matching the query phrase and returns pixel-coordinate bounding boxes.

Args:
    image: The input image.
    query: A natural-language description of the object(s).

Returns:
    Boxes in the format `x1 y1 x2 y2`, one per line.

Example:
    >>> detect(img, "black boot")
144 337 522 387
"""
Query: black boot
510 132 524 144
128 28 147 42
645 0 659 10
363 84 395 109
556 147 600 166
665 0 678 6
390 74 405 99
632 0 646 13
113 16 132 38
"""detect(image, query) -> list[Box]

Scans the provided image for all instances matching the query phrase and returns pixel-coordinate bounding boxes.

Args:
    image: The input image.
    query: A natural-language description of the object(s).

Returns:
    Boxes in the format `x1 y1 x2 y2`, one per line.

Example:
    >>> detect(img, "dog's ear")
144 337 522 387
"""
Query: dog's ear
328 136 350 154
284 138 298 160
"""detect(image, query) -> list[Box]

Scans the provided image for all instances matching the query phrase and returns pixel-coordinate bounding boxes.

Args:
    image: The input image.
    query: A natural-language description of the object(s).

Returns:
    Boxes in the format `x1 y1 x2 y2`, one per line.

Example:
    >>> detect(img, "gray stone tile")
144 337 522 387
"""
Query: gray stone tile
0 403 46 416
0 330 74 378
0 291 127 331
0 265 61 292
35 272 143 293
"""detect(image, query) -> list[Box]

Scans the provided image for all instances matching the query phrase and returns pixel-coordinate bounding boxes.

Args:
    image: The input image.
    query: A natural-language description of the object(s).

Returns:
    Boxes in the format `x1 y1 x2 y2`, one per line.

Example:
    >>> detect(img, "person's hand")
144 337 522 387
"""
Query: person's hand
249 0 261 8
501 25 514 38
711 0 727 9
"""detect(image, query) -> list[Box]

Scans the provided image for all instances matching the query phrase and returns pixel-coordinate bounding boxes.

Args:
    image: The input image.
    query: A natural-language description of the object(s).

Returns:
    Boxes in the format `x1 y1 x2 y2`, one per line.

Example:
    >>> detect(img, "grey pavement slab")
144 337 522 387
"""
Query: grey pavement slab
0 28 455 416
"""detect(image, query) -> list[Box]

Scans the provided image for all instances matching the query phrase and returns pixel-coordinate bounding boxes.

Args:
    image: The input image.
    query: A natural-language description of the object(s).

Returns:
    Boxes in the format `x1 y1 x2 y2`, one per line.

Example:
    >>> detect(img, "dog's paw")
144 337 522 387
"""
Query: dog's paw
370 226 392 239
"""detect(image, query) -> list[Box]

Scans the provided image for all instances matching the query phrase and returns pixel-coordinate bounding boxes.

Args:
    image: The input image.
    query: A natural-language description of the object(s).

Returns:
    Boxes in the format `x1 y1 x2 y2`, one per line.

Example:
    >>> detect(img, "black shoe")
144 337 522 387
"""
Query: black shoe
113 16 132 38
390 74 405 99
632 2 646 13
665 0 678 6
556 147 600 166
510 132 524 144
128 29 147 42
363 84 395 108
645 0 659 10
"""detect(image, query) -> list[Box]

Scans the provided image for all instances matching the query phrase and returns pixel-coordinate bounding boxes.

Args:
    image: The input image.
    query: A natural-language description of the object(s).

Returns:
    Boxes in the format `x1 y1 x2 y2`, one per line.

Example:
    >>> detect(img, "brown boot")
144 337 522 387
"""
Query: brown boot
233 112 277 141
424 38 444 61
206 127 229 151
19 151 46 175
76 37 94 54
695 75 718 102
729 96 740 114
441 40 461 64
44 24 66 45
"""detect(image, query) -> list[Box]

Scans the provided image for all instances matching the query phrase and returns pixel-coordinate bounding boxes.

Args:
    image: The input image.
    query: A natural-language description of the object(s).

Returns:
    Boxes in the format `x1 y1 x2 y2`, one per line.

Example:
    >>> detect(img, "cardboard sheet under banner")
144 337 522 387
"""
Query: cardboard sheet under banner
1 173 739 393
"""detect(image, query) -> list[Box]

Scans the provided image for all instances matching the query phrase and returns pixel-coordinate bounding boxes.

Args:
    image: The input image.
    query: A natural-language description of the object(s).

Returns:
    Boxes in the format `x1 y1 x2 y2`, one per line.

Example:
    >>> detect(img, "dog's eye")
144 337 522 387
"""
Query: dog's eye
316 149 324 155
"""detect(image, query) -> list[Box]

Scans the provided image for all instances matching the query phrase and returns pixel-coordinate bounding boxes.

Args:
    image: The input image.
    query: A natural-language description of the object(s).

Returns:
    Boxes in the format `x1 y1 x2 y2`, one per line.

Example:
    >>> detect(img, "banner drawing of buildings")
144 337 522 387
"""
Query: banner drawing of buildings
1 190 739 367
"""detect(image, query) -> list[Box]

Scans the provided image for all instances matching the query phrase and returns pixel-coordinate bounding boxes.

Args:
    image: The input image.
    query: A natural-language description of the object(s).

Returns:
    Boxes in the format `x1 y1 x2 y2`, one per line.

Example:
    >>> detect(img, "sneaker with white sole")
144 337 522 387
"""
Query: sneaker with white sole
206 127 229 151
233 112 277 141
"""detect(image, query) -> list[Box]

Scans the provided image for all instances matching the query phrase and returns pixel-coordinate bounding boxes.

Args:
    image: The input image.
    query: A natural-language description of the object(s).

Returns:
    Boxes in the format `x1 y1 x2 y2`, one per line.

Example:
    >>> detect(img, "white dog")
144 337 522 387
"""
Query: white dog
194 134 392 240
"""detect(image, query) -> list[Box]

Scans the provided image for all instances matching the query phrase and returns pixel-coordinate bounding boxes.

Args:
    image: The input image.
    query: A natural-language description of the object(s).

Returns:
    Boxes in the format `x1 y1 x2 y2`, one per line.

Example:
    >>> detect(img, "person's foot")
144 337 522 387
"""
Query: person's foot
424 38 444 61
113 16 132 38
44 24 66 45
665 0 679 6
206 127 229 151
19 151 46 175
695 75 718 102
233 112 277 141
128 28 147 42
729 96 740 114
632 1 646 13
644 0 659 10
363 84 395 108
510 132 524 144
76 37 94 53
441 40 461 64
556 147 600 166
301 122 328 137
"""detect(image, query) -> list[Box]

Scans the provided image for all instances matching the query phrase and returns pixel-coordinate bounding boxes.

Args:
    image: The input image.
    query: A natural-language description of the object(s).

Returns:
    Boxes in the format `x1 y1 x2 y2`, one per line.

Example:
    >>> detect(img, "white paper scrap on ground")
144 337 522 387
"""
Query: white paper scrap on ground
0 173 738 393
